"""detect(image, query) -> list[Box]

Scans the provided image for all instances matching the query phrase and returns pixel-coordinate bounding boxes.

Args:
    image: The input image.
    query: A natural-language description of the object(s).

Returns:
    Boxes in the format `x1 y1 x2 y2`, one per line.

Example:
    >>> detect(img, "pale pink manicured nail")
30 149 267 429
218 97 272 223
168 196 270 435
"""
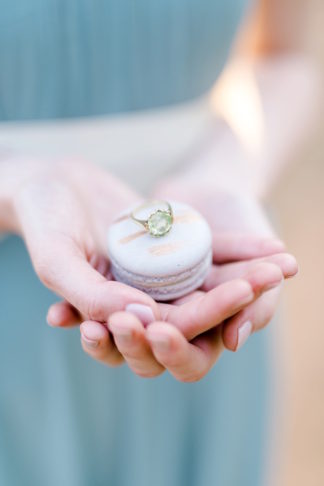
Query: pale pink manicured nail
80 323 102 348
236 321 252 350
125 304 155 326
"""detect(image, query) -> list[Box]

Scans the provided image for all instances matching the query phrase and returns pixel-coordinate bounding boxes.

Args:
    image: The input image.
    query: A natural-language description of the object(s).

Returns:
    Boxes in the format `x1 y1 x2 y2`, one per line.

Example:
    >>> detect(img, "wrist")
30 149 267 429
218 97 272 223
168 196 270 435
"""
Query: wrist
0 199 18 234
0 156 22 234
155 180 275 239
0 155 57 234
156 120 261 201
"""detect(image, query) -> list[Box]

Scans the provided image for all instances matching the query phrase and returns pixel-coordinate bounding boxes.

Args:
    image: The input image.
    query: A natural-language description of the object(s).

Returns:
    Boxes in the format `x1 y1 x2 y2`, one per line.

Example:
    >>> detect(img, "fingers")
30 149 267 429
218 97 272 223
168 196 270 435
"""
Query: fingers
159 279 253 341
30 237 160 323
172 290 205 305
47 301 81 327
146 322 224 382
15 180 159 323
203 252 298 290
222 287 281 351
212 233 285 263
159 262 283 341
80 321 124 366
108 312 164 378
243 262 283 297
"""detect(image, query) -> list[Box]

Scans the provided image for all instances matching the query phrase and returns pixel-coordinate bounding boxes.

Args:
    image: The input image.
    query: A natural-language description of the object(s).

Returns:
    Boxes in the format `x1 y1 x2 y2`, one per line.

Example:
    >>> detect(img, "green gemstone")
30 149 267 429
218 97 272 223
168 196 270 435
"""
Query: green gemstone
147 210 172 237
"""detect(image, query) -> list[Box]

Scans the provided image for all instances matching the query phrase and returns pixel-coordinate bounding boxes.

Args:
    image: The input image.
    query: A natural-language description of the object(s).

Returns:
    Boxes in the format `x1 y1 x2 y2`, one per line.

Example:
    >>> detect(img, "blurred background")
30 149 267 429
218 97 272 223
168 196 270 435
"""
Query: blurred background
269 1 324 484
1 2 323 485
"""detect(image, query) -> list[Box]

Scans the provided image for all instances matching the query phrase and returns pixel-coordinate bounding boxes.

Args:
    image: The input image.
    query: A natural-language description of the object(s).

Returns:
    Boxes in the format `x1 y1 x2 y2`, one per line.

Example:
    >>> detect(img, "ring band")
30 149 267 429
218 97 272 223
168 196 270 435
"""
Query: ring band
130 200 174 237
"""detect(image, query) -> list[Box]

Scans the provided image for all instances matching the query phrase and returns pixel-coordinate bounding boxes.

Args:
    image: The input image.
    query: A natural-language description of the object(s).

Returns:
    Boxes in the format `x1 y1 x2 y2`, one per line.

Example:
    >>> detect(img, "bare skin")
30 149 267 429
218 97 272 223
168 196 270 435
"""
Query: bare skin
4 158 295 382
0 0 314 382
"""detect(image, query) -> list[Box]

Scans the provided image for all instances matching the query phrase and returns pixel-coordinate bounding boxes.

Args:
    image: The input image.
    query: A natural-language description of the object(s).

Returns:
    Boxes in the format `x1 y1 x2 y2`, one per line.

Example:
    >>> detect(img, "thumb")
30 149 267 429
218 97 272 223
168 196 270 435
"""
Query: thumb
212 232 285 263
31 237 159 323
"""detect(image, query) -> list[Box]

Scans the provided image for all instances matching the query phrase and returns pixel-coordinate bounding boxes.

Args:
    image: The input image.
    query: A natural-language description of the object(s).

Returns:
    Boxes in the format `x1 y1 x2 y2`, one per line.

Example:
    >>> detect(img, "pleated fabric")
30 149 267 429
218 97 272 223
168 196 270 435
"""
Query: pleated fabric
0 0 250 120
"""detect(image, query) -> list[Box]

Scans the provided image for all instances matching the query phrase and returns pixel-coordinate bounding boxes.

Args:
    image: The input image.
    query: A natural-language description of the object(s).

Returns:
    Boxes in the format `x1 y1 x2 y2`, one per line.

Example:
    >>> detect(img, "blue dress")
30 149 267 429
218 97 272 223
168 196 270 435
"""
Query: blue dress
0 2 272 485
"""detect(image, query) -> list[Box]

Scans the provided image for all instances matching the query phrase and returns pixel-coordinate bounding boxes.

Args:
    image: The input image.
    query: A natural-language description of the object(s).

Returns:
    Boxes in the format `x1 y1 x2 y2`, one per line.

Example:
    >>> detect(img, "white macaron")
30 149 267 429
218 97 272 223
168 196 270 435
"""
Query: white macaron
107 200 212 301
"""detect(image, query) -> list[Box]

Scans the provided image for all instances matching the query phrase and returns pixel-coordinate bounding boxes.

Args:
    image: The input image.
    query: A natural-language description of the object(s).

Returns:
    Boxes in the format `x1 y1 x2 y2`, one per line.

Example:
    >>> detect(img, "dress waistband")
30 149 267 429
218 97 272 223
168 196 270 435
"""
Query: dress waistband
0 95 216 192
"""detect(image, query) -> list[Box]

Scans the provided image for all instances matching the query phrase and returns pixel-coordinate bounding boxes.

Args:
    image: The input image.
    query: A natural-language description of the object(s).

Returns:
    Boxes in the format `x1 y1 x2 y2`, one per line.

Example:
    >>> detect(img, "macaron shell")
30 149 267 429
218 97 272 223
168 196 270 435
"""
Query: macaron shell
107 201 212 278
110 248 212 301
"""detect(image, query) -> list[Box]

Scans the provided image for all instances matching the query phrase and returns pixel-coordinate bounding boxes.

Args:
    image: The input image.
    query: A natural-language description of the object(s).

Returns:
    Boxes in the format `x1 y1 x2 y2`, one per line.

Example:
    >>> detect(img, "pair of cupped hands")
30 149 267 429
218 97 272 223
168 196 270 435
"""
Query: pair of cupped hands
11 158 298 382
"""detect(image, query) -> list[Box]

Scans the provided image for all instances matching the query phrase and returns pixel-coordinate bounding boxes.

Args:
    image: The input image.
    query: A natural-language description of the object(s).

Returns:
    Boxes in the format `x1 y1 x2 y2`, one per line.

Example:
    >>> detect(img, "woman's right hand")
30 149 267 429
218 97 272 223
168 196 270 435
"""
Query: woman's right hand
1 156 297 381
2 156 165 365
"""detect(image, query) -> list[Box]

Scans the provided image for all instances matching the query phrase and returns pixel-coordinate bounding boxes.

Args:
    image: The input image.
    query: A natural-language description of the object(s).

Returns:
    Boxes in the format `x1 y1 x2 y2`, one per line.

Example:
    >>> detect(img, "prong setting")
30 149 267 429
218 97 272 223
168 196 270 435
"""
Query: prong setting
131 200 173 237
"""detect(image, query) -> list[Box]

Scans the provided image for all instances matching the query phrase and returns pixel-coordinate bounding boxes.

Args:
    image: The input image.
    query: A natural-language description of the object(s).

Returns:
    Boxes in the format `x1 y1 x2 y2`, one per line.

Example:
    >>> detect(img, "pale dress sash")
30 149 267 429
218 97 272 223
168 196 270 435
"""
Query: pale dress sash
0 95 215 192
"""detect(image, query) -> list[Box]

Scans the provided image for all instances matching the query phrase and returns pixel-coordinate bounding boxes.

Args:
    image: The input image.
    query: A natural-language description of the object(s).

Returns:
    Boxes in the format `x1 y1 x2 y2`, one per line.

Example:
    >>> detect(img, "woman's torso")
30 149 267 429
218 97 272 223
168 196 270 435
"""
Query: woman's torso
0 0 251 189
0 3 272 486
0 0 250 121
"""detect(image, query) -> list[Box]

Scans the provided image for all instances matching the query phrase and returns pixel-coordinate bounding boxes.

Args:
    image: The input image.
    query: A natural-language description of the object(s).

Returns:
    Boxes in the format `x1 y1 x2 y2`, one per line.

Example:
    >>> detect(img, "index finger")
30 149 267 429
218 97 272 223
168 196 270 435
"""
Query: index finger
159 279 253 340
212 233 285 263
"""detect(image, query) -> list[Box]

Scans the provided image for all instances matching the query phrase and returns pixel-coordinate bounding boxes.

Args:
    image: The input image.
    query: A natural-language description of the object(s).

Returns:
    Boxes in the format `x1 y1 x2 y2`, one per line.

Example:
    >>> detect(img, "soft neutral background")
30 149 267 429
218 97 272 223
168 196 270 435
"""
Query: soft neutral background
269 1 324 484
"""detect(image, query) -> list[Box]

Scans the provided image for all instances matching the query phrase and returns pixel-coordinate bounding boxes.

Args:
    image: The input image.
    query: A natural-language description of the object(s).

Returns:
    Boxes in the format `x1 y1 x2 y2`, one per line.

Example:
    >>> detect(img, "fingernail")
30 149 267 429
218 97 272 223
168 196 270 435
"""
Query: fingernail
236 321 252 351
125 304 155 326
81 334 99 349
147 333 170 352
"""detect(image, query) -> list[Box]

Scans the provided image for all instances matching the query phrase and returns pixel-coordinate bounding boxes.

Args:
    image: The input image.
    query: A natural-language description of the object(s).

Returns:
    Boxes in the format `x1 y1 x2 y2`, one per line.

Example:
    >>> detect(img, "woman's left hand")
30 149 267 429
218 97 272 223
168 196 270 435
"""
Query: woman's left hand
153 183 297 349
49 185 297 382
106 185 297 382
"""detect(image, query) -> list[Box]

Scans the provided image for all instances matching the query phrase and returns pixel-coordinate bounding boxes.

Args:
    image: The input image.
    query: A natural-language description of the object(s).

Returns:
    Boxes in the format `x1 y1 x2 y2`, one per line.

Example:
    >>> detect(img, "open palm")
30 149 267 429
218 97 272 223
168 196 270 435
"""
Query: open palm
44 163 296 382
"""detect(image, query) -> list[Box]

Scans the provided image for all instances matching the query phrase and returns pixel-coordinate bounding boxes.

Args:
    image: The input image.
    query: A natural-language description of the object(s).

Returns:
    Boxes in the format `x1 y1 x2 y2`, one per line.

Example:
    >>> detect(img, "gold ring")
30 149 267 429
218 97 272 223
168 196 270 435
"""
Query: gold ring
130 200 173 237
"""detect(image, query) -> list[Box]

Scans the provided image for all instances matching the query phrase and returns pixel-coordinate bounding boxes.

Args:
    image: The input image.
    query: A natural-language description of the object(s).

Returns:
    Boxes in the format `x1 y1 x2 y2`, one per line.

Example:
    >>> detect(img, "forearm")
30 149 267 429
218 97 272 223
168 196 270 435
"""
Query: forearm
160 52 320 201
0 200 15 234
211 54 320 197
164 0 321 199
214 0 321 196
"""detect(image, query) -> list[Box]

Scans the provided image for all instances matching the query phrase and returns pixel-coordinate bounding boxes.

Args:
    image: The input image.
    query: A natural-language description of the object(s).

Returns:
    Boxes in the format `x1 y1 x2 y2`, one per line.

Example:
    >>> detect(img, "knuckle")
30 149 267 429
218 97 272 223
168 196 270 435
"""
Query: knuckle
258 295 278 329
84 282 114 321
116 348 135 360
161 354 181 368
178 371 204 383
84 292 104 321
174 360 209 383
216 286 242 315
126 354 153 367
105 355 125 368
81 340 124 367
132 367 163 379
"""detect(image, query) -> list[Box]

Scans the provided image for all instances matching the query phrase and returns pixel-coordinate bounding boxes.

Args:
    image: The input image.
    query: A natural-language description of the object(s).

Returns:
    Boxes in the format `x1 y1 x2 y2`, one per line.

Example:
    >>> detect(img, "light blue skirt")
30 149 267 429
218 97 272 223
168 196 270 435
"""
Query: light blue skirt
0 235 271 486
